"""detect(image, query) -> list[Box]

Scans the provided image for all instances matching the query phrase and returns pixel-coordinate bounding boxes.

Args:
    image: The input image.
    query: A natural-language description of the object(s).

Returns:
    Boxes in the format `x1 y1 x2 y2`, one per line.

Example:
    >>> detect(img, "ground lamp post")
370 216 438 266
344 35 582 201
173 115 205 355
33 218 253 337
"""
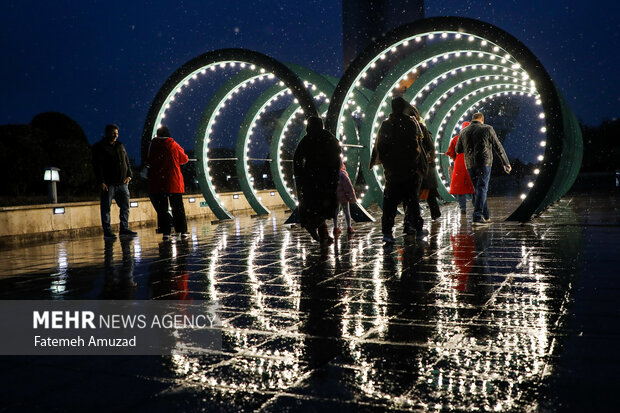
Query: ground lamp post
44 167 60 204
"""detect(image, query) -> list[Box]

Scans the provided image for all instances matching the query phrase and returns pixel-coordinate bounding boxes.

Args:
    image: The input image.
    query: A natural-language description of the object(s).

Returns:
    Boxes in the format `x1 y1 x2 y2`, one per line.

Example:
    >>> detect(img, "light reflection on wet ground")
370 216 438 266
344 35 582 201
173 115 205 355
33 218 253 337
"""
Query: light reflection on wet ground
0 192 618 412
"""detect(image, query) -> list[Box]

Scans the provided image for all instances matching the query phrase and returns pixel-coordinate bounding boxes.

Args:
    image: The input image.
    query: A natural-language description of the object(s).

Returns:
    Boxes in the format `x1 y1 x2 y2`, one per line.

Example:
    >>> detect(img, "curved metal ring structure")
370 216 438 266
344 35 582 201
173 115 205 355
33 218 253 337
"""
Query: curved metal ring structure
143 18 582 223
141 48 318 220
237 63 340 213
326 17 582 222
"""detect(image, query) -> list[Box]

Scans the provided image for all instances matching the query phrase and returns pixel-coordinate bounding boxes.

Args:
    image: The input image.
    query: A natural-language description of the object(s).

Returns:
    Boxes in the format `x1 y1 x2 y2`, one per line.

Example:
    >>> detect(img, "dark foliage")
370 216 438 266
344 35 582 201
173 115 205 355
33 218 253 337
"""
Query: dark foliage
0 125 49 197
0 112 98 204
30 112 96 195
580 118 620 172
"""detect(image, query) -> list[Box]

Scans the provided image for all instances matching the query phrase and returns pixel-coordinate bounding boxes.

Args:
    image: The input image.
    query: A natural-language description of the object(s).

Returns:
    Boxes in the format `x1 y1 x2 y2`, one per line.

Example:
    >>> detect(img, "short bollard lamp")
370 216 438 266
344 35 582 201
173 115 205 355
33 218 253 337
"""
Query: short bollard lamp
44 167 60 204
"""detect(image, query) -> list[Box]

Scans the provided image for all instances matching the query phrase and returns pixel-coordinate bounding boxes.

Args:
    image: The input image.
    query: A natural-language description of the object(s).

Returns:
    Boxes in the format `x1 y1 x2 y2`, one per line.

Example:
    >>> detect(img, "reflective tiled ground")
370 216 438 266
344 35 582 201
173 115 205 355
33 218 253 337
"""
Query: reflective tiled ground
0 191 619 412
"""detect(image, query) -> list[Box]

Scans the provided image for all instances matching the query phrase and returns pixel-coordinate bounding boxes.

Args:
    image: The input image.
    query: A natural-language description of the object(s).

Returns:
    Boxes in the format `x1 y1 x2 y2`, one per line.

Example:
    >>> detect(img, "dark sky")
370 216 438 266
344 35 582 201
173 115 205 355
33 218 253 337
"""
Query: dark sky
2 0 618 161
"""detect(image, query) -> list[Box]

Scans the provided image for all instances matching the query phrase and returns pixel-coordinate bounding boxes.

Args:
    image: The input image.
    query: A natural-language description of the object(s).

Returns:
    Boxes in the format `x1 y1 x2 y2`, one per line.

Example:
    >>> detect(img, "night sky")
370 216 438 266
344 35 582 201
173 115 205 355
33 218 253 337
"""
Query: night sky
2 0 618 161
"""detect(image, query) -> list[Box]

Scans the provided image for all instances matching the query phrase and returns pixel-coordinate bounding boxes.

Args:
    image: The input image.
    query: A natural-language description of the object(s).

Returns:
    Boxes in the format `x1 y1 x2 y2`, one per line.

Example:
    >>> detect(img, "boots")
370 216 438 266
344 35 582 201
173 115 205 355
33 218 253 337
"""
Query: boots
318 222 333 245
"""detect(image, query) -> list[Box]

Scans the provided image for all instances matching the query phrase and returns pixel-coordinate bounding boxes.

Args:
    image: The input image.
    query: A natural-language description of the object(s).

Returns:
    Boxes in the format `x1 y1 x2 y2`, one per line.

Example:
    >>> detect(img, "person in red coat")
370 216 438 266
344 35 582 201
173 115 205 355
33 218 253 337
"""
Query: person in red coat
445 121 474 214
146 126 190 239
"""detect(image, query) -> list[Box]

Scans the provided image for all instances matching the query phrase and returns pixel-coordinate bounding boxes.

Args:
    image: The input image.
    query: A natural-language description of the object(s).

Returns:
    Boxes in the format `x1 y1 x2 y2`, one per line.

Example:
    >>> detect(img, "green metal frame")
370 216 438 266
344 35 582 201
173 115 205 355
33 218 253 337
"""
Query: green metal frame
326 17 582 222
143 19 583 224
141 49 318 221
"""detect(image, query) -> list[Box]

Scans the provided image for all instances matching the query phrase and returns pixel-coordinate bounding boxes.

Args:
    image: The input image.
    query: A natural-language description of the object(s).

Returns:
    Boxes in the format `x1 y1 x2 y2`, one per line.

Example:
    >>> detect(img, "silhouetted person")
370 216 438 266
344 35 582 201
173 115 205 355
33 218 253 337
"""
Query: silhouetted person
371 97 427 243
410 105 441 220
294 116 341 245
445 121 474 214
456 113 511 225
146 126 190 240
92 124 137 239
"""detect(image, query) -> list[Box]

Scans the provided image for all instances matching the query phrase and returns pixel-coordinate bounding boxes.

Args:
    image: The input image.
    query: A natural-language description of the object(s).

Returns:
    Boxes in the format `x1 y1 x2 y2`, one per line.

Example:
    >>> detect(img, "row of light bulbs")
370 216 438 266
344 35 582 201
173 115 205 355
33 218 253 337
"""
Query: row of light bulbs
153 29 548 213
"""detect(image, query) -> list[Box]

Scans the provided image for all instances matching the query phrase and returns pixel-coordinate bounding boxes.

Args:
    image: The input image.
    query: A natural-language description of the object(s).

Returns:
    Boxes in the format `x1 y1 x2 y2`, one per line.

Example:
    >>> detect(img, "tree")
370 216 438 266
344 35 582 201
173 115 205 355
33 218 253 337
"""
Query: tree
30 112 96 195
0 125 49 197
580 118 620 172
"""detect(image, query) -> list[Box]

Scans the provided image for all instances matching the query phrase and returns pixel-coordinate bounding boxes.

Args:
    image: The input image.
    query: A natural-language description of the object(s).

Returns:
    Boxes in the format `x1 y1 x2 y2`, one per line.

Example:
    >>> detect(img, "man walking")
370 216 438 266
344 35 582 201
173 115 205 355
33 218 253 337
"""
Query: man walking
92 124 137 239
456 113 511 225
371 97 427 243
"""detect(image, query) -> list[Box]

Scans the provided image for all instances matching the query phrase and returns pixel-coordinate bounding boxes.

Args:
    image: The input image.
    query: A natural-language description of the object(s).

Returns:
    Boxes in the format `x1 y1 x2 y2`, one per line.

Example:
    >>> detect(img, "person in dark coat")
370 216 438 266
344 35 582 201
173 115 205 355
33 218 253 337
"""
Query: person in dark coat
410 105 441 220
92 124 137 239
146 126 190 240
294 116 342 244
456 112 511 225
370 97 427 243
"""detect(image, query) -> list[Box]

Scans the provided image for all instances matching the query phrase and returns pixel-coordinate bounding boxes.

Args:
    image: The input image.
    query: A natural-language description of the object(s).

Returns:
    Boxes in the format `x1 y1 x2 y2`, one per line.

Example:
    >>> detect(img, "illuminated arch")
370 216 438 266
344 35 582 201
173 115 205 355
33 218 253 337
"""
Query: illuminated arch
237 64 340 214
141 49 318 220
327 17 582 222
144 18 582 223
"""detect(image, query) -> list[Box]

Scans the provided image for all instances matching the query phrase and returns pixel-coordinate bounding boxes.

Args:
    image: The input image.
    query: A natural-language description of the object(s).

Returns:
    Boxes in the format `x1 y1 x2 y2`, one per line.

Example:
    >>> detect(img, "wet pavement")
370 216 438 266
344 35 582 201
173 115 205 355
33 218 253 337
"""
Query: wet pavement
0 190 619 412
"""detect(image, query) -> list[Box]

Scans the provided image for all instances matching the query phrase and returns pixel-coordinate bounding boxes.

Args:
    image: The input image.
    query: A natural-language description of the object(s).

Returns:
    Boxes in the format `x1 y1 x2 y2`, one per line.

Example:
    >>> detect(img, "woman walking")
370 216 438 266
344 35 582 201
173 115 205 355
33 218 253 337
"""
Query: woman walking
445 122 474 214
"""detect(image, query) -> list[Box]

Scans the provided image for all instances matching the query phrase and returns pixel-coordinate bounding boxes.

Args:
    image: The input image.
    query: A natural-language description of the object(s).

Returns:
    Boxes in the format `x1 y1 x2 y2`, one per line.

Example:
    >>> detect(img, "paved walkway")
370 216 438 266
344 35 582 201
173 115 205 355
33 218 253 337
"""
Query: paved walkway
0 190 618 412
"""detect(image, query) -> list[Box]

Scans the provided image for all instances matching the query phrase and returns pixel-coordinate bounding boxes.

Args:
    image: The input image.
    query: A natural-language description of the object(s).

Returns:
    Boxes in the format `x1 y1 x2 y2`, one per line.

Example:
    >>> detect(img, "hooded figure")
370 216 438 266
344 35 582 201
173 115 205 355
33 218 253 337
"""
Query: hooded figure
370 97 426 180
293 116 342 243
147 127 188 194
371 97 427 242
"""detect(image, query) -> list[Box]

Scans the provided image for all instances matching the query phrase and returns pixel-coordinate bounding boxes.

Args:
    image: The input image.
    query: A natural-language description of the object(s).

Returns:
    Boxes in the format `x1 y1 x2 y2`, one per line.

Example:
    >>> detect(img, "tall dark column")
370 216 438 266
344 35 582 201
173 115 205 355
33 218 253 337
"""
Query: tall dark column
343 0 424 71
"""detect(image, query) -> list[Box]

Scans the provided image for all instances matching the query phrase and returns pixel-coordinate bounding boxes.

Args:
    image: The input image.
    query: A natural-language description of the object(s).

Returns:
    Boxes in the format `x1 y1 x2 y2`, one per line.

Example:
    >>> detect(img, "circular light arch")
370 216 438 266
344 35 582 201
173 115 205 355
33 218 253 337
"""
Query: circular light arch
327 17 582 222
141 48 319 220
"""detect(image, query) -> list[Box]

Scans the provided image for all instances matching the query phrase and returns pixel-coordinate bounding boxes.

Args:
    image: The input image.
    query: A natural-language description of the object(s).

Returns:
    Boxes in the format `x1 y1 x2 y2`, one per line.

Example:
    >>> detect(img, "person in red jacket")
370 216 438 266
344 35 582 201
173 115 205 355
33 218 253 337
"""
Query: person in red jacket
445 121 474 214
146 126 190 239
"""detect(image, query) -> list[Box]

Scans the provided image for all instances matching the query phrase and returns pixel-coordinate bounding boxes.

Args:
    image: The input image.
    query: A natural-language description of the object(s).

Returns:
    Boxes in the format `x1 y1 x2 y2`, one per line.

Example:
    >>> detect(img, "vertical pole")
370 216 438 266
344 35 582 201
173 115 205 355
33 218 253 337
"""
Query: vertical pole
48 181 57 204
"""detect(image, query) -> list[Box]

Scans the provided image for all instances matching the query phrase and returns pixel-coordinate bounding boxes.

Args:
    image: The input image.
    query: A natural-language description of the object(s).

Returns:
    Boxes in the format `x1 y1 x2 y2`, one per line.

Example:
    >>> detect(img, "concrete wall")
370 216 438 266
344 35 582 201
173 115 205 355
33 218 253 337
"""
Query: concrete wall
0 190 289 246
